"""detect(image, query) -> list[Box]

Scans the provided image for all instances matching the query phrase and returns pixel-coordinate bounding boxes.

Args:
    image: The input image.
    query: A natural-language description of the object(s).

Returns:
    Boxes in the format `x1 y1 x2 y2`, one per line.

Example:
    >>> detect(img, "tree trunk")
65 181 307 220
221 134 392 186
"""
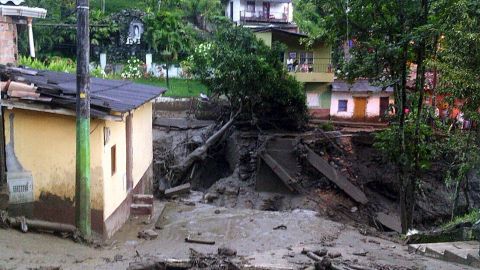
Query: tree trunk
170 110 241 184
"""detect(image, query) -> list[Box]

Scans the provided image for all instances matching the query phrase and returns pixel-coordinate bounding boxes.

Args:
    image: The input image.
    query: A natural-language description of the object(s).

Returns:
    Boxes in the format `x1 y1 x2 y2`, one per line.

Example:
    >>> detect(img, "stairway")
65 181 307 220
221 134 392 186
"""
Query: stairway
130 194 154 216
409 241 480 268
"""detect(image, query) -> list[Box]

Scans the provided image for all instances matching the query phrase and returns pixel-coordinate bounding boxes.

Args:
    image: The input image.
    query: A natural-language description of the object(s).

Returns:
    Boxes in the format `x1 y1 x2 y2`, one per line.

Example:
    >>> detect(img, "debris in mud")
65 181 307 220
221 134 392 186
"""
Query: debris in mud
185 236 216 245
138 229 158 240
327 251 342 259
273 224 287 230
352 250 368 257
165 183 191 198
217 247 237 257
314 257 332 270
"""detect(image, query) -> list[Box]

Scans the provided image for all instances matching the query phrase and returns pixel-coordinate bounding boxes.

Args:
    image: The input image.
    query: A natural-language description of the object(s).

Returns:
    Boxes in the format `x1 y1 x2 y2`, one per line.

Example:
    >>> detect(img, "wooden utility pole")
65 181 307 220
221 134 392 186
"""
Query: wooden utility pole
75 0 91 237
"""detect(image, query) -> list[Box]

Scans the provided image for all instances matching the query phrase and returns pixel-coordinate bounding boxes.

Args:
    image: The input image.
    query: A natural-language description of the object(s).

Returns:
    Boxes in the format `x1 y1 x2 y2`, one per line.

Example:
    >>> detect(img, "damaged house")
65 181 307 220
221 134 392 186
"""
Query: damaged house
0 67 166 238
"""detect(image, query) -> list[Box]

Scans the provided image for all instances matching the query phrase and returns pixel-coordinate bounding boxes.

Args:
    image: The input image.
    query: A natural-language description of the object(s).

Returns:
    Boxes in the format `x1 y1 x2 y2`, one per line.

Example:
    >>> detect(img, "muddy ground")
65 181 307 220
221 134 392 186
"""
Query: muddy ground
0 199 475 270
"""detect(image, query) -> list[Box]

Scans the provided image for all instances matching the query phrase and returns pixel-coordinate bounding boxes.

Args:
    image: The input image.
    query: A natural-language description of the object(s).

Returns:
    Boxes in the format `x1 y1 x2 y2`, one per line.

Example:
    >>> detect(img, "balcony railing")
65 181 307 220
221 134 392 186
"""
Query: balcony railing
240 10 289 23
285 58 333 73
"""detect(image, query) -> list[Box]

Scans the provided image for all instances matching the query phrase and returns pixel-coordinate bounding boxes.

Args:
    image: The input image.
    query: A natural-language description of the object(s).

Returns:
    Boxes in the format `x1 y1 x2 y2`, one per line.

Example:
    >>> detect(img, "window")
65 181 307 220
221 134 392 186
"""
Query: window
338 100 348 112
111 145 116 176
246 1 255 12
300 52 314 65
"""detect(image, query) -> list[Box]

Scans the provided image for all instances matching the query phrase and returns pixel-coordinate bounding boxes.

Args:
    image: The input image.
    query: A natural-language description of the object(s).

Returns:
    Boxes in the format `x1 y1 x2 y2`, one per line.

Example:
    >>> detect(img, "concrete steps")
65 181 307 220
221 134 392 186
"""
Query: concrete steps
130 194 154 216
409 241 480 268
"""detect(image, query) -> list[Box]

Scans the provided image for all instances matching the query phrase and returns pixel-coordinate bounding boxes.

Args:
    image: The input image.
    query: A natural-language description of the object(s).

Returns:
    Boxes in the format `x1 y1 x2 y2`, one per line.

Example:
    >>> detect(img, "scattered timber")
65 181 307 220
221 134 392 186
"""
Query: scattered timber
164 183 191 198
304 146 368 204
185 236 216 245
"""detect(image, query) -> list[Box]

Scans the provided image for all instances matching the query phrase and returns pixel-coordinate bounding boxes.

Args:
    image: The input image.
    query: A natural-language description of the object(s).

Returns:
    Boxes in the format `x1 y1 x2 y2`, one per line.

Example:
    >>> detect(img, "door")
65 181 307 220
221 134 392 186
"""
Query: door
230 2 234 21
379 97 390 119
263 2 270 19
353 97 367 120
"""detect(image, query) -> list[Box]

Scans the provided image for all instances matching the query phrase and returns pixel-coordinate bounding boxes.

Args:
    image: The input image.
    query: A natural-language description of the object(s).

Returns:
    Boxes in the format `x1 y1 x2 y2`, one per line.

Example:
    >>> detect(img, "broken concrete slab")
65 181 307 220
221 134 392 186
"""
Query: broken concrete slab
256 138 302 193
375 212 401 233
165 183 191 198
304 146 368 204
259 152 299 193
409 241 480 268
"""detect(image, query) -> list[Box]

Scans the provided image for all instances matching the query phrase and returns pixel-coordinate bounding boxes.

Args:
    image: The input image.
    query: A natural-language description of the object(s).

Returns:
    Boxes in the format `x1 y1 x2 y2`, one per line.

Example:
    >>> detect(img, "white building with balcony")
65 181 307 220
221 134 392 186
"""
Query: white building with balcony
225 0 295 29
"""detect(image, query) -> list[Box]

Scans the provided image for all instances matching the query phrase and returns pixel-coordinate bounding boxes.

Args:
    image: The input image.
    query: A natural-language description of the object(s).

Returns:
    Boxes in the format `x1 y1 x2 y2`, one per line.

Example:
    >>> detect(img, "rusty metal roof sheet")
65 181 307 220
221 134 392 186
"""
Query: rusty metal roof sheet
0 67 166 118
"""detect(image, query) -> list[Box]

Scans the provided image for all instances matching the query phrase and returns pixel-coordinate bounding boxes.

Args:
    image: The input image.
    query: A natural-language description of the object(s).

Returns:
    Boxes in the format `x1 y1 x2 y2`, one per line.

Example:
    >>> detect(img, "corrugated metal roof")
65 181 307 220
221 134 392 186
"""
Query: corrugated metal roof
332 79 394 93
0 0 24 5
0 67 166 118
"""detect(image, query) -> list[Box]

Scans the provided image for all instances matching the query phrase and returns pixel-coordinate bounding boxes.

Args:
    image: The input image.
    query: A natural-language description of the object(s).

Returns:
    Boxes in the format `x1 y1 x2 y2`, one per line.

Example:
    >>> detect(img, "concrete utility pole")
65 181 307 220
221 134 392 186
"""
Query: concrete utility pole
75 0 91 238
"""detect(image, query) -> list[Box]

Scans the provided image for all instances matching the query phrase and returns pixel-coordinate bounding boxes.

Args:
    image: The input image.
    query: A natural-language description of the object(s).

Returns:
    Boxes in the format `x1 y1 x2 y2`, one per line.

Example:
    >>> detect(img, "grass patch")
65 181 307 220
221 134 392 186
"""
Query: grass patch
134 78 208 98
442 209 480 230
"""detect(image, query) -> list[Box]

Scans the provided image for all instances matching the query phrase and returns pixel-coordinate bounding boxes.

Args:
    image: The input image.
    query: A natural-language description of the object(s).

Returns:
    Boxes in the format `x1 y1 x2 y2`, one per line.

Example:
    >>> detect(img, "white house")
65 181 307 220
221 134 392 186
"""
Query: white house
330 79 394 122
225 0 294 28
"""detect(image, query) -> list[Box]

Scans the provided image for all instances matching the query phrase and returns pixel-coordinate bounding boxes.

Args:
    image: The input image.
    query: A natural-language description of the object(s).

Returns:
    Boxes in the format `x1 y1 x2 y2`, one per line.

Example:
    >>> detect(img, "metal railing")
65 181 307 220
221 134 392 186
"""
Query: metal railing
285 58 333 73
240 10 289 23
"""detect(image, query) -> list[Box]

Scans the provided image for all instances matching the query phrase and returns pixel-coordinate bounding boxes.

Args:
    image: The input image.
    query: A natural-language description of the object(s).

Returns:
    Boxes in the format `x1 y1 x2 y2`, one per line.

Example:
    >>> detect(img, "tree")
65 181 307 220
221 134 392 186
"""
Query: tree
186 20 308 128
143 9 196 88
294 0 438 233
434 0 480 219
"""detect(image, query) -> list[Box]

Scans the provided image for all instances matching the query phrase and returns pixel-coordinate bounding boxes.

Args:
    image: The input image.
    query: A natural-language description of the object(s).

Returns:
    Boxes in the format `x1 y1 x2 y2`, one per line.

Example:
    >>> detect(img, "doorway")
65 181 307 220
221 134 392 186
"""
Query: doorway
379 97 390 119
230 2 234 21
263 2 270 20
353 97 367 120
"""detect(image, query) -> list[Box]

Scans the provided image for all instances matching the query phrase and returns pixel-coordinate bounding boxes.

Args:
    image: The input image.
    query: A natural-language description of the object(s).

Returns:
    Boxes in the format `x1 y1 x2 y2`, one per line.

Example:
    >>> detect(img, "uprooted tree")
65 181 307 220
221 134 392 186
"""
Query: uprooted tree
168 20 308 184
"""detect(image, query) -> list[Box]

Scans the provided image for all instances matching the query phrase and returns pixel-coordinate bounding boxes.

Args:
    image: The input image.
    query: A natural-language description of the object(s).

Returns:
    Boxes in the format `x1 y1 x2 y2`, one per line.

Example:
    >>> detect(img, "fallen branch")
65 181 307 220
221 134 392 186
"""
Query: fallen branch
170 109 241 183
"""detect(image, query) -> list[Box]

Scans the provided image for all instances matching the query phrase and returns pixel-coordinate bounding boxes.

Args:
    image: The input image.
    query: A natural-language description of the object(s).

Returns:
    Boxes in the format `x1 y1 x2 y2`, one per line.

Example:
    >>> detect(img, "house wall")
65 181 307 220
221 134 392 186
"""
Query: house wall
0 16 17 65
305 83 331 119
102 118 127 221
103 102 153 238
4 108 105 232
255 31 272 47
225 0 242 22
227 0 292 23
131 102 153 188
330 92 394 120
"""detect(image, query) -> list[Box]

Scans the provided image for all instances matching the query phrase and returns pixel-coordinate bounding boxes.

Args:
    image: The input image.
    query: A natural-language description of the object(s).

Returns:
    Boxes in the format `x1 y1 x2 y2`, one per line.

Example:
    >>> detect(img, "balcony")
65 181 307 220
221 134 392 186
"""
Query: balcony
286 58 334 83
240 10 289 24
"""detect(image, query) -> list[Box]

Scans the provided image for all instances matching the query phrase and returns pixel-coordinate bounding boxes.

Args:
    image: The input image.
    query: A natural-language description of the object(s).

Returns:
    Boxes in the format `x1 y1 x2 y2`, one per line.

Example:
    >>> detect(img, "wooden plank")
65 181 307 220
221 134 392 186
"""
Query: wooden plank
305 147 368 204
165 183 191 197
259 152 298 193
154 202 168 229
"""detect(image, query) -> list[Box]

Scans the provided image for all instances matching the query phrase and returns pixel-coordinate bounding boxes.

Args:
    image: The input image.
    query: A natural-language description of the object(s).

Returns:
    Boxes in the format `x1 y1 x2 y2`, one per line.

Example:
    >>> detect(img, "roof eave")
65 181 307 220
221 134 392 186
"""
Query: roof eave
0 5 47 18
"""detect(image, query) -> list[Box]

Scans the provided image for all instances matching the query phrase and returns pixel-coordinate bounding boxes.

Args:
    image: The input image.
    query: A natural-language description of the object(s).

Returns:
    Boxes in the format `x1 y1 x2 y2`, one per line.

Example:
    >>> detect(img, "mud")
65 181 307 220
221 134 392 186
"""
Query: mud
0 199 474 270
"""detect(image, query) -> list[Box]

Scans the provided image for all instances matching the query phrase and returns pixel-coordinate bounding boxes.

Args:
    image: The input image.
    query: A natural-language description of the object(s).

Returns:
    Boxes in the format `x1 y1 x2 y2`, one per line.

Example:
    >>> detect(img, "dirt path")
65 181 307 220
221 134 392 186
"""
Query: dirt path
0 199 474 270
